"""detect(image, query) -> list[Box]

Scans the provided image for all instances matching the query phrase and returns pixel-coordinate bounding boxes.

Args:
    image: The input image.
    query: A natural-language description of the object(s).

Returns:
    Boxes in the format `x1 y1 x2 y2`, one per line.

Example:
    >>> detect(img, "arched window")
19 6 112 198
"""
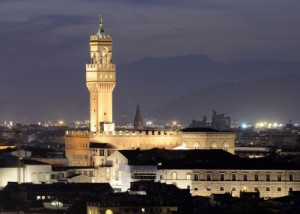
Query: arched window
211 142 217 149
223 142 229 151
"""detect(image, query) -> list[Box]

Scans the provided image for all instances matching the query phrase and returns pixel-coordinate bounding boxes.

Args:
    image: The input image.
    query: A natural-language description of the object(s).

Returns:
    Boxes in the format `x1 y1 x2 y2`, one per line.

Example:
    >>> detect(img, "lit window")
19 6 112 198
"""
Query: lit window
186 173 191 180
171 172 177 180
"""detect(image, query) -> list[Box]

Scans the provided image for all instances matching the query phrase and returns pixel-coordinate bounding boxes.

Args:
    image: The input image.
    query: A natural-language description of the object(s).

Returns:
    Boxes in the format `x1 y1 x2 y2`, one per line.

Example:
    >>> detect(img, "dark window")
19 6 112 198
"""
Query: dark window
232 174 236 181
278 174 282 181
277 187 281 191
289 174 294 181
206 174 212 181
193 173 199 181
232 187 236 191
255 174 259 181
243 174 248 181
220 187 224 191
266 174 270 181
220 174 224 181
254 187 259 192
266 187 270 191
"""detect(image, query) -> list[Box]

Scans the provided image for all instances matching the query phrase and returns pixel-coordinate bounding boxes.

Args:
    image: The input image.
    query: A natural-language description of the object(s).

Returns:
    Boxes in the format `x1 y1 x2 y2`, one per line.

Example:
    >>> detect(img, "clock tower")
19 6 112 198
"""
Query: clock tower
86 16 116 132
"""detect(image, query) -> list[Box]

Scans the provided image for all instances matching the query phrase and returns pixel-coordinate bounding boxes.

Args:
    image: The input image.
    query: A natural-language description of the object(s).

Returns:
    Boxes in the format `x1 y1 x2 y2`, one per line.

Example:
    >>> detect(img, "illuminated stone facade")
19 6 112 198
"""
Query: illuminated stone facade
65 18 236 166
65 129 236 166
87 16 116 132
161 169 300 198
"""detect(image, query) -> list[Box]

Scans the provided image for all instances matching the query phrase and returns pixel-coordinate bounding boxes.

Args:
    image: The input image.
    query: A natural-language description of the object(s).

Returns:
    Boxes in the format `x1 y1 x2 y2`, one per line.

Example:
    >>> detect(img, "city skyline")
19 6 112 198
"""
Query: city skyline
0 0 300 123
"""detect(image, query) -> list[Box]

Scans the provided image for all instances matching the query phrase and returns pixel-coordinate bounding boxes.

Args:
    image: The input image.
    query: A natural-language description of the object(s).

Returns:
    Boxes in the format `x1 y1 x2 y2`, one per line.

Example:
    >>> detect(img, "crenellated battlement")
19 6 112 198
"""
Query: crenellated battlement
65 130 181 138
90 35 112 41
98 130 180 137
65 130 90 137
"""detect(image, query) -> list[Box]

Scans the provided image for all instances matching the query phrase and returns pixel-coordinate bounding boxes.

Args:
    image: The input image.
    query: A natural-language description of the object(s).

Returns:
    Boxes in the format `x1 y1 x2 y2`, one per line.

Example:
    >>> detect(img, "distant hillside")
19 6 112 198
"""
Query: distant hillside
1 54 300 123
150 74 300 124
115 55 300 123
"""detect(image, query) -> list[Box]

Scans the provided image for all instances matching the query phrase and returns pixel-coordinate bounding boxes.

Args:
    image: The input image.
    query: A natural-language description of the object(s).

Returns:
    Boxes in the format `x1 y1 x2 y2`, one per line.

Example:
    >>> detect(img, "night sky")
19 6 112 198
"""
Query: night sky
0 0 300 124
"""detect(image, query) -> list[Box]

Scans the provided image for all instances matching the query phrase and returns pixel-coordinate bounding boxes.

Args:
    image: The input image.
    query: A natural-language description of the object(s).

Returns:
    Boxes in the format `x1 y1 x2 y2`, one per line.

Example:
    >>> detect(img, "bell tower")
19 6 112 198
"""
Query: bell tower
86 16 116 132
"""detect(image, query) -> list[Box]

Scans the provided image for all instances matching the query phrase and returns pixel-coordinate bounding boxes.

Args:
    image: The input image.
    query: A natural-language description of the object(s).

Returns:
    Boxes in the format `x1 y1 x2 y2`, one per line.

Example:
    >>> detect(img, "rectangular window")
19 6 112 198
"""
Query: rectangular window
289 187 293 192
255 174 259 181
220 174 224 181
266 174 270 181
232 173 236 181
206 173 212 181
193 173 199 181
186 173 191 180
266 187 270 191
38 172 44 182
220 187 224 191
232 187 236 191
278 174 282 181
243 174 248 181
194 187 198 191
289 174 294 181
254 187 259 192
206 186 211 191
277 187 281 191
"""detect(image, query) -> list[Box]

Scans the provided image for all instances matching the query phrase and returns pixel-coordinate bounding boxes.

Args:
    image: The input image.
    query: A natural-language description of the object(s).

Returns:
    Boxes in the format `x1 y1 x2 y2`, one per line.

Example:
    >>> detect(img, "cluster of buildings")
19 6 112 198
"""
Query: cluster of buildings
1 17 300 213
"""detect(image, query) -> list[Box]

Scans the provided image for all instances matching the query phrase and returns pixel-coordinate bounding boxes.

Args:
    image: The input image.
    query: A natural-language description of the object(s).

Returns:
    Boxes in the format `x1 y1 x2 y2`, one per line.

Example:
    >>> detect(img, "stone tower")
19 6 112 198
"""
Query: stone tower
133 105 144 131
86 16 116 132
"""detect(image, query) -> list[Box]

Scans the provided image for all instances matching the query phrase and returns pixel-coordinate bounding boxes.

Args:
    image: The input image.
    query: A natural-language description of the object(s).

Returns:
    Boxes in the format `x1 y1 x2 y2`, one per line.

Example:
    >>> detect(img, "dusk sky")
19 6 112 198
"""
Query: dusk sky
1 0 300 124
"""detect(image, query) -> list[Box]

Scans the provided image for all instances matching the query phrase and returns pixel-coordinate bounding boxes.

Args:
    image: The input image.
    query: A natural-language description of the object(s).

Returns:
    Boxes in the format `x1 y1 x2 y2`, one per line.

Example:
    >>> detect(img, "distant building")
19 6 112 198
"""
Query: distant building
190 109 231 131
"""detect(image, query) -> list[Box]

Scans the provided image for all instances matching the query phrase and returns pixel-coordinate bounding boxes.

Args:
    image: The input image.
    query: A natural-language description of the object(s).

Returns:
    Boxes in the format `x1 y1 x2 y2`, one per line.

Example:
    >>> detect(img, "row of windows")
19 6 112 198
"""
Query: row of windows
193 186 294 192
167 172 295 181
65 142 88 149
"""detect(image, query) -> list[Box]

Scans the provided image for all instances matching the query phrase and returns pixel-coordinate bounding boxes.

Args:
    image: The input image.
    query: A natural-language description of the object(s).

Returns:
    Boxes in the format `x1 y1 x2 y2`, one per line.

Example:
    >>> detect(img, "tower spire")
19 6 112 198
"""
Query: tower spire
134 104 144 131
97 14 105 36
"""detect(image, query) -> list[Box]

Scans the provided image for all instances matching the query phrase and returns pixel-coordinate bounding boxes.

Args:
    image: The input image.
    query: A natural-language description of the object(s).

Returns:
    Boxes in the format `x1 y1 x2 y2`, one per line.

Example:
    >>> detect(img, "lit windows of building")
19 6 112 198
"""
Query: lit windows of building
171 172 177 180
186 173 191 180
